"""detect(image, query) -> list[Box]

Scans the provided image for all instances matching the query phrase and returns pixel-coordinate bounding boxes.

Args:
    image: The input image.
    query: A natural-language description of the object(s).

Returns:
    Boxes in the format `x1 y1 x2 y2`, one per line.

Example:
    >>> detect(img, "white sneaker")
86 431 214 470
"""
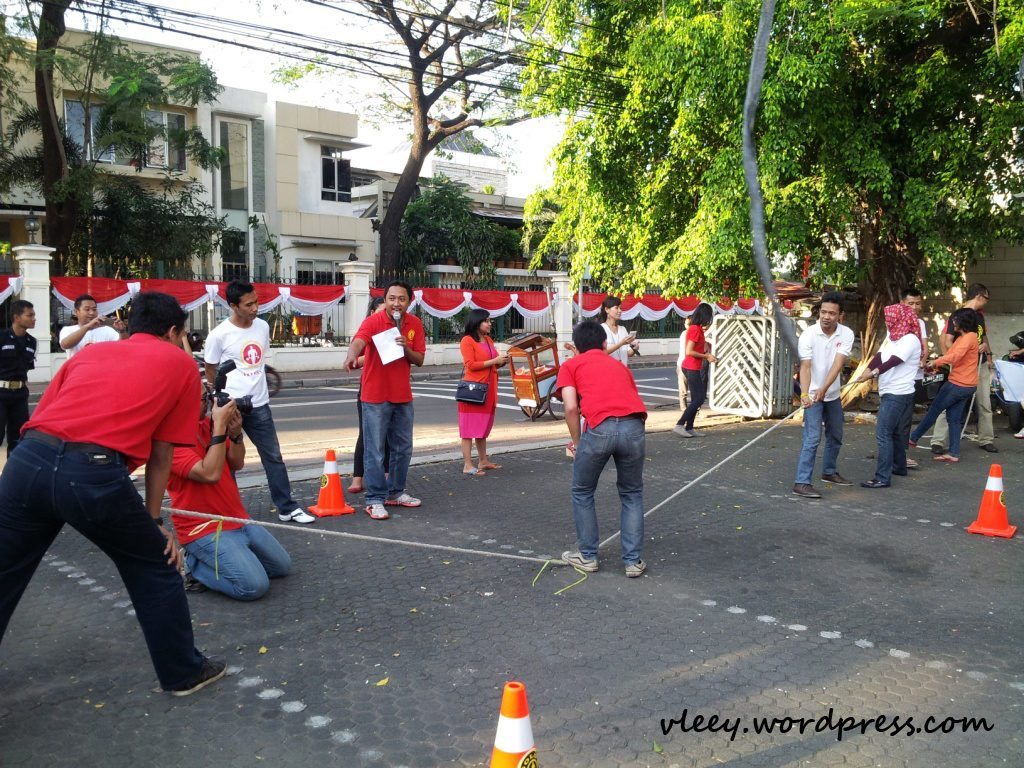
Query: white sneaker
385 493 421 507
1015 428 1024 439
672 426 695 438
279 507 316 524
365 503 389 520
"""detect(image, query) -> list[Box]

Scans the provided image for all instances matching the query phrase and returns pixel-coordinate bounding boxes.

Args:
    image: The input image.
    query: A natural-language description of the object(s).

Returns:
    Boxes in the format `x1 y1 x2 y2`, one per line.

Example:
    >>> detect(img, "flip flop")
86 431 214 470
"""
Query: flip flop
463 468 486 476
347 484 365 494
479 463 502 471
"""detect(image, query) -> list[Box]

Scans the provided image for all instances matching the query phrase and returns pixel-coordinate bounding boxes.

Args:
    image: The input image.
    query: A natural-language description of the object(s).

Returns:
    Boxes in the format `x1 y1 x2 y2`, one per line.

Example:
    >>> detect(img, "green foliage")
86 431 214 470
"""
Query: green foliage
0 18 225 271
399 176 517 273
523 0 1024 310
67 178 223 278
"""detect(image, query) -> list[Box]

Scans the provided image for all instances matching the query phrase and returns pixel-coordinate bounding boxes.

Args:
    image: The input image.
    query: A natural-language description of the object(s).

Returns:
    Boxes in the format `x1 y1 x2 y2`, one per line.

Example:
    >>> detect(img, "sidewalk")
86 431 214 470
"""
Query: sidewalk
3 419 1021 766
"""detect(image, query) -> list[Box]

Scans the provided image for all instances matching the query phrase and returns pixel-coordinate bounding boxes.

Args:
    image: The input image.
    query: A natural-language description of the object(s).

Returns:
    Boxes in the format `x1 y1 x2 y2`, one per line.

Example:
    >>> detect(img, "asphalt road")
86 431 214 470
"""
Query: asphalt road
266 366 685 464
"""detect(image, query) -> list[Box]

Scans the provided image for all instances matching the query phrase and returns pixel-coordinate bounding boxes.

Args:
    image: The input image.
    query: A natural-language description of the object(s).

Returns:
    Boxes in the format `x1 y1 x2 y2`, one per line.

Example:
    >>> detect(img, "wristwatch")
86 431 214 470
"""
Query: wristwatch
230 433 244 445
209 434 227 446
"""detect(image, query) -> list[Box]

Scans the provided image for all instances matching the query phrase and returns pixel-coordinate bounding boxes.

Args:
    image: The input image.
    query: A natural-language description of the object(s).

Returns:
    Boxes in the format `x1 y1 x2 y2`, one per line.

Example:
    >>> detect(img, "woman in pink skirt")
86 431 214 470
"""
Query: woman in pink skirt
458 309 507 475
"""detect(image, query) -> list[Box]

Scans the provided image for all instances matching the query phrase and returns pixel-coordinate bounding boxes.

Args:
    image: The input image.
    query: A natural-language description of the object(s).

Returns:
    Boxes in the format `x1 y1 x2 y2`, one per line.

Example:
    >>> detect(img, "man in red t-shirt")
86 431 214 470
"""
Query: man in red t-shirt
0 292 225 697
168 395 291 600
344 280 426 520
555 320 648 578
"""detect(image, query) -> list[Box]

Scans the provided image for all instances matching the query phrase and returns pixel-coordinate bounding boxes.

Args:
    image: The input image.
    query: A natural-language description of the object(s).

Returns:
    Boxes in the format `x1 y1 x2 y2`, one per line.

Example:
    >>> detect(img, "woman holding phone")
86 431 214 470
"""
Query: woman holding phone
600 296 639 366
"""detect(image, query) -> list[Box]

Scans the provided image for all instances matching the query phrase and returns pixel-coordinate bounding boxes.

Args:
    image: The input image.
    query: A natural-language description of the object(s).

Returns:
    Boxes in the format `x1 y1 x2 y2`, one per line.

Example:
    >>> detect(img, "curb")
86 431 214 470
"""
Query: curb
276 357 680 390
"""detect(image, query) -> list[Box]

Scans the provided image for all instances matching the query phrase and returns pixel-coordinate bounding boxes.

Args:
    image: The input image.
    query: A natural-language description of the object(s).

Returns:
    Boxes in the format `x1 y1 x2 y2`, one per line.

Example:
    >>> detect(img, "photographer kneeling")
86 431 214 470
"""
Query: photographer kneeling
167 390 291 601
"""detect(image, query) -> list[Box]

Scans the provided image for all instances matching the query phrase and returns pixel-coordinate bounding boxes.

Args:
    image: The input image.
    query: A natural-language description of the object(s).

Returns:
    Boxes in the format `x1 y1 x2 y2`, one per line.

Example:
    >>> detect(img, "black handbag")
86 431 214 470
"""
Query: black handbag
455 379 488 404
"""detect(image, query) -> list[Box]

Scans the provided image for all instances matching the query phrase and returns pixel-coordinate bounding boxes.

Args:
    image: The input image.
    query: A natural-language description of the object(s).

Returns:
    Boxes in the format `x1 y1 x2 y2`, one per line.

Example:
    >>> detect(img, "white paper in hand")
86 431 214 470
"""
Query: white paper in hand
372 326 404 365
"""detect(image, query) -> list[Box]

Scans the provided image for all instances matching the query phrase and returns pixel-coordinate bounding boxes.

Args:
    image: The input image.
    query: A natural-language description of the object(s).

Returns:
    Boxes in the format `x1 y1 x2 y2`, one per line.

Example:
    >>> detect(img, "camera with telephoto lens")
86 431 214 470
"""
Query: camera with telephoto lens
210 360 253 414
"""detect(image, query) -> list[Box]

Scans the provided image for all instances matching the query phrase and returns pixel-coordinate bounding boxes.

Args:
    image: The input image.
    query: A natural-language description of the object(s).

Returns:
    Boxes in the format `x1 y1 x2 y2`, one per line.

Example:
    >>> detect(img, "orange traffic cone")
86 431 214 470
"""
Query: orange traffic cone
490 681 537 768
967 464 1016 538
308 450 354 517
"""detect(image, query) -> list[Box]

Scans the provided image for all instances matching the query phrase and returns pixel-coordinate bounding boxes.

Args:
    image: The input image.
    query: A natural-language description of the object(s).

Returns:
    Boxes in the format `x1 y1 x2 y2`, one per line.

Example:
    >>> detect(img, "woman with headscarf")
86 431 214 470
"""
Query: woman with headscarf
458 309 507 475
855 303 923 487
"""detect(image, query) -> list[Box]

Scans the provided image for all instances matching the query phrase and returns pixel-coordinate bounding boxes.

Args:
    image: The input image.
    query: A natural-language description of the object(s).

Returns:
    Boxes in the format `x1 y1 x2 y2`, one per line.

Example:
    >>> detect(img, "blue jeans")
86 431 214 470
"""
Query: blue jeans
795 398 844 485
874 392 914 484
0 438 205 689
571 416 646 565
677 368 706 430
361 401 414 505
185 525 291 601
911 382 974 458
243 404 297 513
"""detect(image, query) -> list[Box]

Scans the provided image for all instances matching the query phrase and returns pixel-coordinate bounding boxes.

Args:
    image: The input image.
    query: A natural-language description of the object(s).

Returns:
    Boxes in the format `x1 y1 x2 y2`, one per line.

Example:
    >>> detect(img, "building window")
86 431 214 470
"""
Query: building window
321 146 351 202
297 259 344 285
220 121 250 211
64 100 114 163
146 111 187 171
65 100 188 169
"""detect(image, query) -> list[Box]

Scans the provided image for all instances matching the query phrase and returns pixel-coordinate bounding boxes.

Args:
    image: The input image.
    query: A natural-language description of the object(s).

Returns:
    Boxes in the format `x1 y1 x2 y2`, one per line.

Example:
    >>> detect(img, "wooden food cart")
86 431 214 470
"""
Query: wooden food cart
506 333 562 420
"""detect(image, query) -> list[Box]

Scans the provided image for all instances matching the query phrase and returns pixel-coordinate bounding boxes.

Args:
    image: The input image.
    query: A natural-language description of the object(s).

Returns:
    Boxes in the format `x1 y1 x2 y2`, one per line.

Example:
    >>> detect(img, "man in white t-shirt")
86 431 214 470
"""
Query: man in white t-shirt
59 294 125 358
855 303 923 488
204 280 314 525
793 292 855 499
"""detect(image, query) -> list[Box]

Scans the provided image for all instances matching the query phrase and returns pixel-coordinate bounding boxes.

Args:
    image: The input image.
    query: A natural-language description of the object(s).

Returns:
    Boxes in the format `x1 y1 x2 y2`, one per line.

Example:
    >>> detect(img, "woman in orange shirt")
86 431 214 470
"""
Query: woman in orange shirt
458 309 507 475
909 307 981 463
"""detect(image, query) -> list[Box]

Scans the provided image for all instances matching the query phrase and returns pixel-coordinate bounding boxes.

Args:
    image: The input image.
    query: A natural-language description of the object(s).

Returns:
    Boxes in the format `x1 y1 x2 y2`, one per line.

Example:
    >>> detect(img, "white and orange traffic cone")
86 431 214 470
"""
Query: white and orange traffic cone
490 681 537 768
308 450 354 517
967 464 1016 538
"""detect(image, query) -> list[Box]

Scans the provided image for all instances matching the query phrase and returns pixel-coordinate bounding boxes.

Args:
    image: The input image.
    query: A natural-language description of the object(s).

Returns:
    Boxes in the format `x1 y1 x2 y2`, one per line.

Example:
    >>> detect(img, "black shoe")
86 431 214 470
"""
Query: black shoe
821 473 853 486
861 480 891 488
980 444 999 453
183 574 207 593
891 469 908 477
930 445 946 455
169 658 226 697
792 483 822 499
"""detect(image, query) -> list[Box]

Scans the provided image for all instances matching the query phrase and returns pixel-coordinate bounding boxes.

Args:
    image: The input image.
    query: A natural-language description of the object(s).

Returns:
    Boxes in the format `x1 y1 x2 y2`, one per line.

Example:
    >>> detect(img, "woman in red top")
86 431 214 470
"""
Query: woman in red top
458 309 507 475
674 303 718 437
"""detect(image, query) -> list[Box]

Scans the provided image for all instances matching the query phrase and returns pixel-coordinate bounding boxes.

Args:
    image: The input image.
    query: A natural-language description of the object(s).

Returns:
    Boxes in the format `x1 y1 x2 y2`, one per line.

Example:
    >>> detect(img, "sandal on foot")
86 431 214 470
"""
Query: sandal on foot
463 468 486 476
479 463 502 471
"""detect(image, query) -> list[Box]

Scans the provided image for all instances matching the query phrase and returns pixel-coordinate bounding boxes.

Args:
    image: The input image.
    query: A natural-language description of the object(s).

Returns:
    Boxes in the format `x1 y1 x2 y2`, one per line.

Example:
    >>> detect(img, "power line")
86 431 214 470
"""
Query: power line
73 0 627 114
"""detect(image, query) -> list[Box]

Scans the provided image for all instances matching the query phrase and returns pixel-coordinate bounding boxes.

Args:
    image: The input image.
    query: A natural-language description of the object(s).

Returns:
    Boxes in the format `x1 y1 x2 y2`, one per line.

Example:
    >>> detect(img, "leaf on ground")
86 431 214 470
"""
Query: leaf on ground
376 677 389 686
652 740 663 753
409 608 418 613
259 646 269 654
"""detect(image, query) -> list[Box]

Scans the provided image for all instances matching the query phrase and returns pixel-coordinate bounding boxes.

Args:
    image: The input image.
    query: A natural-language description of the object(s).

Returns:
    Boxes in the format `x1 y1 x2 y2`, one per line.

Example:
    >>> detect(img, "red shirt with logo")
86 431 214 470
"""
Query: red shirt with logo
167 419 248 545
555 349 647 429
24 333 200 471
355 311 426 403
681 324 706 371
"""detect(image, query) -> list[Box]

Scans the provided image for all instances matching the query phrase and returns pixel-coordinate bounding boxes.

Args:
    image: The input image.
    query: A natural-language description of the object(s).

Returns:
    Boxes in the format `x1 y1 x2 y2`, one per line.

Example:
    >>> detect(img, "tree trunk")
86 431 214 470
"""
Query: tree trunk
36 0 75 272
842 217 923 407
377 132 431 273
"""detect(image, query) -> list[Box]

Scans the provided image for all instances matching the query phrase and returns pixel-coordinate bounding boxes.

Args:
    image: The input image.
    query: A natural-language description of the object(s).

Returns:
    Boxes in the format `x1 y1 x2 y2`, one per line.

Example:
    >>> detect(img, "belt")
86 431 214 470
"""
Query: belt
23 429 126 464
602 414 645 422
0 380 25 390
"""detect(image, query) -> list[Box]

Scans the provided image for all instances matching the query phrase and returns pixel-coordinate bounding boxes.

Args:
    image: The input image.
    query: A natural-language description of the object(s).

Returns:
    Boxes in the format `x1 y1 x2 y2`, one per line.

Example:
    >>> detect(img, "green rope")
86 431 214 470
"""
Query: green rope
533 559 589 595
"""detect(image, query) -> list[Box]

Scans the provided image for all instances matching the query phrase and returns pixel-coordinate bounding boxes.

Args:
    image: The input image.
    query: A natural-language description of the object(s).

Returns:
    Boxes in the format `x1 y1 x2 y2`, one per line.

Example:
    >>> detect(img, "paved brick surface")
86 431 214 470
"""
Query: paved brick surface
2 420 1022 767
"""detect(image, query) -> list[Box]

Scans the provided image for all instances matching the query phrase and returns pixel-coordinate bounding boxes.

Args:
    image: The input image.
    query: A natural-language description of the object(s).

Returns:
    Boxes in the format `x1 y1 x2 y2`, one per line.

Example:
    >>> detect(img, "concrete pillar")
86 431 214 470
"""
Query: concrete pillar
339 261 374 342
549 271 574 348
14 244 55 384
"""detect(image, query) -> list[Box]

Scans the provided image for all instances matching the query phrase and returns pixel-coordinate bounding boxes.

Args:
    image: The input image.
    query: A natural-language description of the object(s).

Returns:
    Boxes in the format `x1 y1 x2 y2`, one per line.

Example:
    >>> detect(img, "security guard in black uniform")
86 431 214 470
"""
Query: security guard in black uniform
0 300 37 456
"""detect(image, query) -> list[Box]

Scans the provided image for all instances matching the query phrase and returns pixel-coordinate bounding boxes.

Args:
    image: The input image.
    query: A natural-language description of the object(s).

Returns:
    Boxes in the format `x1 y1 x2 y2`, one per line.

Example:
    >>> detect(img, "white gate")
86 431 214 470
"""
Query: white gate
708 315 795 418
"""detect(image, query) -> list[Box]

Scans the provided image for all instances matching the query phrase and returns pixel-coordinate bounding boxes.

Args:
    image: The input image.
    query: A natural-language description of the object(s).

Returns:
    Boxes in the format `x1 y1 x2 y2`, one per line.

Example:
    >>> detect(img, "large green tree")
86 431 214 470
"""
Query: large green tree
0 4 223 274
524 0 1024 349
399 175 519 274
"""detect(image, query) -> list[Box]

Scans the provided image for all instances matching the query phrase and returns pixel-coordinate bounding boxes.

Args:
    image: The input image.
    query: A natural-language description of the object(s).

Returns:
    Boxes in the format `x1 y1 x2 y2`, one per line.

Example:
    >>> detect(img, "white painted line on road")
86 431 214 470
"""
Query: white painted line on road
271 398 359 408
411 392 523 411
635 384 681 392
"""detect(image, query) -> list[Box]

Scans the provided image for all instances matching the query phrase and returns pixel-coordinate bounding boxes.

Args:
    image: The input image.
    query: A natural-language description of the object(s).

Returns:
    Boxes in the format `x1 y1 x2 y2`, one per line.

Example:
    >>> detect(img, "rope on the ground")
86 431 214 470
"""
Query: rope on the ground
598 380 863 551
167 508 566 567
599 408 803 550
